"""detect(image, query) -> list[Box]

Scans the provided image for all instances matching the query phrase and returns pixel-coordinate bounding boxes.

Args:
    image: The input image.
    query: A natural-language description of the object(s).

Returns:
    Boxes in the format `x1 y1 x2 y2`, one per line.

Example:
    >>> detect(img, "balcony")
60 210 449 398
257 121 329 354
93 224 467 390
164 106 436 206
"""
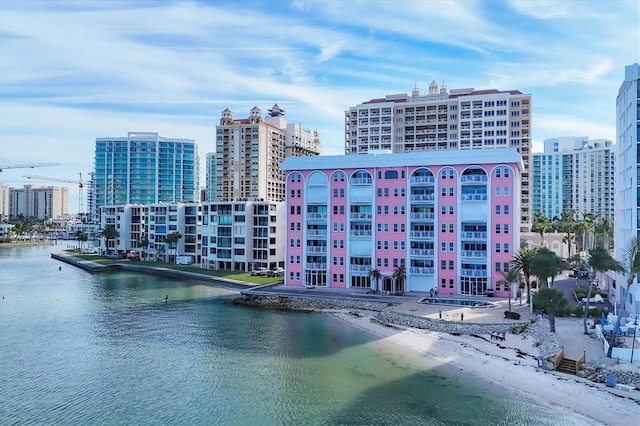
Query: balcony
460 250 487 258
460 194 488 201
410 249 435 256
410 267 435 275
410 175 435 184
350 212 373 220
461 175 488 183
410 231 434 239
306 229 327 236
349 230 372 237
351 177 373 185
306 246 327 253
410 194 435 202
350 264 372 272
307 212 328 220
461 231 488 239
410 212 435 220
461 269 488 277
306 263 327 270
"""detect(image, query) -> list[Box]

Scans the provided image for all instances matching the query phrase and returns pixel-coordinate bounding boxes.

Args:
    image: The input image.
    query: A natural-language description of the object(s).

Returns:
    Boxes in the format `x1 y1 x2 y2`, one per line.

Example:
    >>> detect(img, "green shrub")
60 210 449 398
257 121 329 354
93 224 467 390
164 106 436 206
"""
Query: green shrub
510 323 529 334
504 311 521 320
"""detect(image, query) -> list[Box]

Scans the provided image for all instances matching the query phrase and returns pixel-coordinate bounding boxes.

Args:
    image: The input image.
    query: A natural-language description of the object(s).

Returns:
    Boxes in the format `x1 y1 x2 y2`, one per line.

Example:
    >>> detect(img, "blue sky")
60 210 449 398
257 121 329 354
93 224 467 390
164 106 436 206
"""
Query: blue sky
1 0 638 213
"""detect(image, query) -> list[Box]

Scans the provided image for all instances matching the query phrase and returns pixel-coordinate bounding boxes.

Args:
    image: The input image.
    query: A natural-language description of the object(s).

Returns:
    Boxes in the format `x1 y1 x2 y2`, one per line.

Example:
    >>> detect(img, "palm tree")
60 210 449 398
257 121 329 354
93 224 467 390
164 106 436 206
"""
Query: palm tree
530 248 563 288
574 211 596 254
585 246 623 335
532 211 551 246
369 268 381 293
499 268 522 314
594 216 613 250
75 231 88 251
392 265 406 295
137 235 150 261
511 247 537 310
98 225 119 254
165 231 183 263
533 288 568 333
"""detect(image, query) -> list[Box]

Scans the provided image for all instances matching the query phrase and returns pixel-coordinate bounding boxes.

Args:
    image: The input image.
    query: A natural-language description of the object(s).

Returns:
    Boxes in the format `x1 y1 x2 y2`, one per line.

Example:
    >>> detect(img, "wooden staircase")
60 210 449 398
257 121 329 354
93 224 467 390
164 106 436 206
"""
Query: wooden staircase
556 358 578 375
552 349 586 376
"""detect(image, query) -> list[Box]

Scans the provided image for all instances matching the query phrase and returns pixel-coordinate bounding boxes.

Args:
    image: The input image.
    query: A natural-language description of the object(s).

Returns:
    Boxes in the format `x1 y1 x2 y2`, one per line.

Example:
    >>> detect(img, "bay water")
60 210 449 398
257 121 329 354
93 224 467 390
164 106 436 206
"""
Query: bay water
1 245 587 425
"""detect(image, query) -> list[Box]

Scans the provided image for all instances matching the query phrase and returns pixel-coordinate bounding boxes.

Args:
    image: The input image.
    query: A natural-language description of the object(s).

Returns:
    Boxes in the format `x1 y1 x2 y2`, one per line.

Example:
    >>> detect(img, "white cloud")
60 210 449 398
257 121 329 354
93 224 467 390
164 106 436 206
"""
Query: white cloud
508 0 573 19
1 0 637 213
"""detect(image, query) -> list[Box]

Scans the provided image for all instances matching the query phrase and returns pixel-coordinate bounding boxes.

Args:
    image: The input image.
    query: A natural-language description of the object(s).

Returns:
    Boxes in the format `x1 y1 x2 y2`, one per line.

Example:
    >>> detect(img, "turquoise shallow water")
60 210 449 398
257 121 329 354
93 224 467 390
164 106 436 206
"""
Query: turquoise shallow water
0 245 590 425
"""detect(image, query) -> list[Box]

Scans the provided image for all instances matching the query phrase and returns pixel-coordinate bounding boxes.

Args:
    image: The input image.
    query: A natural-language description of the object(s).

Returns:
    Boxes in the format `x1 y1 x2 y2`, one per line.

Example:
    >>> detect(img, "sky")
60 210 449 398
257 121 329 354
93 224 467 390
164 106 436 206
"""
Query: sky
1 0 638 214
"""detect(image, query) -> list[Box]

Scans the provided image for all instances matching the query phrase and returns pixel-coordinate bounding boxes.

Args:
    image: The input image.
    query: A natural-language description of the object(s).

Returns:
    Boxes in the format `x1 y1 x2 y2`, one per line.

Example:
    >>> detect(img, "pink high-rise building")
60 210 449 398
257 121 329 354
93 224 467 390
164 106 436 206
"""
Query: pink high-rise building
281 149 522 296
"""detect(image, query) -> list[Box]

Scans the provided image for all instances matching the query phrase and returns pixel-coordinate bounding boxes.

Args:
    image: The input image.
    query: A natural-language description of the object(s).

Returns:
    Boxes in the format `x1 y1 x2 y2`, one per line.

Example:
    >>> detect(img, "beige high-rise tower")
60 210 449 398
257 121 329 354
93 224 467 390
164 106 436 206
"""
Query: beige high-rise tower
345 81 532 231
208 105 322 202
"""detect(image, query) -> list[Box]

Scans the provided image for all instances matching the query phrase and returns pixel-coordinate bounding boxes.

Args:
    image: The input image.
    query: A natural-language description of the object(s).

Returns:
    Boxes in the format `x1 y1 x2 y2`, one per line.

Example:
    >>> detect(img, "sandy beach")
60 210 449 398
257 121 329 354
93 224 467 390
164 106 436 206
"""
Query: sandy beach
329 310 639 426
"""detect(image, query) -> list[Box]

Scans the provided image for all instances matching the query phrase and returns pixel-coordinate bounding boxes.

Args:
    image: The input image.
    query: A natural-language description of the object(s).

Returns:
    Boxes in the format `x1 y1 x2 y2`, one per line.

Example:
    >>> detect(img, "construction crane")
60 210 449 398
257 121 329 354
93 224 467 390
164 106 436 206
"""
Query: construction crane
23 173 90 216
0 162 60 172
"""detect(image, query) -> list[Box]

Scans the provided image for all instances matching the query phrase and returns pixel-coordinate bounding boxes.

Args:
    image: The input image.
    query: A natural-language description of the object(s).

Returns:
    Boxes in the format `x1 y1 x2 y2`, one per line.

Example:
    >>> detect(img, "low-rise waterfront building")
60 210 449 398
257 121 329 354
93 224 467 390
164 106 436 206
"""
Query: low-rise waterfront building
200 199 285 272
281 149 522 296
97 200 285 270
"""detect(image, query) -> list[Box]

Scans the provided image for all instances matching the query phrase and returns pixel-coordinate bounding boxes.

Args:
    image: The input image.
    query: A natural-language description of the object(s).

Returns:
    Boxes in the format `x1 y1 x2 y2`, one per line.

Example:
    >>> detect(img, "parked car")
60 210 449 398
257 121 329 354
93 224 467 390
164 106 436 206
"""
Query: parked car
107 252 119 259
267 267 285 277
126 252 140 261
250 267 269 276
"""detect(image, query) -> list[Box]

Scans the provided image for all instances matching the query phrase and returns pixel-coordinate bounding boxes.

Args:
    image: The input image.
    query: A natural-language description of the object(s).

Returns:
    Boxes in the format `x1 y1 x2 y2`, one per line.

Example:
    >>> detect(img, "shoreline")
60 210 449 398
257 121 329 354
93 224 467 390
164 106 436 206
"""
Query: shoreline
327 308 639 426
48 249 640 424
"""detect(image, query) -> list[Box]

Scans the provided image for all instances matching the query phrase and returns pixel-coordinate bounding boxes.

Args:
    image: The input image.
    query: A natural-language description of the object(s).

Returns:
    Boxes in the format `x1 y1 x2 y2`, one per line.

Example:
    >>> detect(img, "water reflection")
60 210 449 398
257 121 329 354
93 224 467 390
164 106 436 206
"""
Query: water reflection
0 246 590 425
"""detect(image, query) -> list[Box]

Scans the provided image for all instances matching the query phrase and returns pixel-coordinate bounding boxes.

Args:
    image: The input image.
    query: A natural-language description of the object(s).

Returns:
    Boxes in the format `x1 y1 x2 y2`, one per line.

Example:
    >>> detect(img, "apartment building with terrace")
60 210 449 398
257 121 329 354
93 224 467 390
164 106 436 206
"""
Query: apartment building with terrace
281 149 522 296
345 81 531 231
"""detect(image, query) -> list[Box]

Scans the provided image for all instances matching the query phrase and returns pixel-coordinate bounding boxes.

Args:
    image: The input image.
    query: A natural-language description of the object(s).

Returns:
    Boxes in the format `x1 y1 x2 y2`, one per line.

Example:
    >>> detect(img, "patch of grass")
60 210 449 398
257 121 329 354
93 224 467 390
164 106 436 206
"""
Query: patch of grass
69 253 281 284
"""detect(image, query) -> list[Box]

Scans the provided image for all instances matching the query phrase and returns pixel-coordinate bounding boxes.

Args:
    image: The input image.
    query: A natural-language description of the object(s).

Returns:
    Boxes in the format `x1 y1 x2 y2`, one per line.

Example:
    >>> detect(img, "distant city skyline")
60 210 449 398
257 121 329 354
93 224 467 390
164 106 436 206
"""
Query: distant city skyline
1 0 638 213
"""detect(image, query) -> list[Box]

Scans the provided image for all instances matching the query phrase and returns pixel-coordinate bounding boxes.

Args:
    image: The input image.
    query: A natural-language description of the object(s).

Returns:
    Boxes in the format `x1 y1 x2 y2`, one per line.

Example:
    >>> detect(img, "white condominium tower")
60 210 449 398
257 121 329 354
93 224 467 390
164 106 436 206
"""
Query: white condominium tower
345 81 531 231
614 63 640 316
94 132 199 209
531 137 615 220
208 104 322 202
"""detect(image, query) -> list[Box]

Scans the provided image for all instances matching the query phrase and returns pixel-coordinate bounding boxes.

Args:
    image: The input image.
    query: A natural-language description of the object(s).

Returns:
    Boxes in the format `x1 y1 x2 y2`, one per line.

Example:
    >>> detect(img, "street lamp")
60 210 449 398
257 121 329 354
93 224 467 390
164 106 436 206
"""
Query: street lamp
631 317 638 364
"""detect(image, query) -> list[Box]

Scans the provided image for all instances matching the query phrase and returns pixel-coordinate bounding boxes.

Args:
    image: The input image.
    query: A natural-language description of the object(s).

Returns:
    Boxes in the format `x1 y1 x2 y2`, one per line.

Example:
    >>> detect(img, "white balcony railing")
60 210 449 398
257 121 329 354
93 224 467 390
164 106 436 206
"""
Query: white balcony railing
410 267 435 275
461 269 488 277
306 246 327 253
460 250 487 258
460 194 488 201
461 232 488 239
349 230 372 237
350 264 372 272
350 212 373 220
410 231 434 238
410 249 435 256
410 212 435 220
307 213 327 220
461 175 488 183
410 194 435 202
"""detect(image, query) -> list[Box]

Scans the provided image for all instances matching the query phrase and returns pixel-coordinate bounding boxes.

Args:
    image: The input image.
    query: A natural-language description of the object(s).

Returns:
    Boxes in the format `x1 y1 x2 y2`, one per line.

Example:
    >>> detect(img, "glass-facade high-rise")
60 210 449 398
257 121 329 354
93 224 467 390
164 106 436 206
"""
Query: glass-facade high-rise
531 137 614 220
94 132 199 210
